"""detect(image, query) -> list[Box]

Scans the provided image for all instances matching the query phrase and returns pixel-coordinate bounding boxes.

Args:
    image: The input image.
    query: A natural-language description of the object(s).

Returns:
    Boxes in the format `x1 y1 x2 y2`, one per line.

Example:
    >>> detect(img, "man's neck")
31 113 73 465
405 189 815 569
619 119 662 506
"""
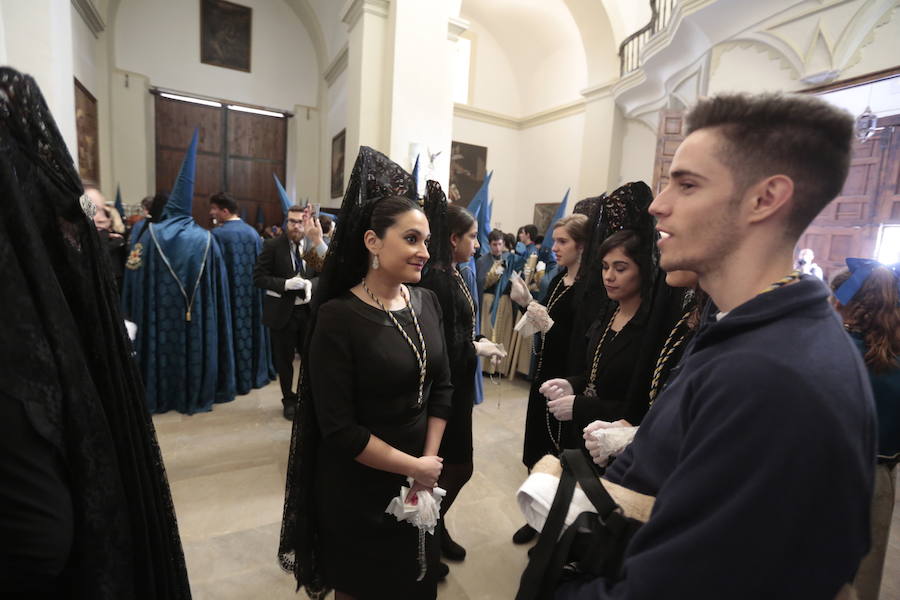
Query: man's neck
700 243 796 313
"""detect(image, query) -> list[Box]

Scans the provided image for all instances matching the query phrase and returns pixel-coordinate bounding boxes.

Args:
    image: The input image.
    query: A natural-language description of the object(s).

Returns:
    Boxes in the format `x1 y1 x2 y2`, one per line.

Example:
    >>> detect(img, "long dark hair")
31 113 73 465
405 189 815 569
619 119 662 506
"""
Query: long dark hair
832 268 900 372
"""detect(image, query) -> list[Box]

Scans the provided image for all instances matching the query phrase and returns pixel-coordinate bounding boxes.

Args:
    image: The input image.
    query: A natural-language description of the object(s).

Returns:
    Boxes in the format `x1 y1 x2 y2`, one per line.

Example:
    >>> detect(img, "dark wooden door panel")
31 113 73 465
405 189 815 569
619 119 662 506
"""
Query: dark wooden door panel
228 111 286 160
155 93 288 230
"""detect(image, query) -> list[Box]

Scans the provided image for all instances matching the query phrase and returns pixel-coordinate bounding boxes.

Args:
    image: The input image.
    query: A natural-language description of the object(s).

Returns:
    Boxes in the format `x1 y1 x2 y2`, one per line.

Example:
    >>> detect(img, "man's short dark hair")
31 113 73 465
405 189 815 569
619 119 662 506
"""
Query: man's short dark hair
488 229 505 243
210 192 238 214
518 224 538 242
686 93 854 238
287 204 305 215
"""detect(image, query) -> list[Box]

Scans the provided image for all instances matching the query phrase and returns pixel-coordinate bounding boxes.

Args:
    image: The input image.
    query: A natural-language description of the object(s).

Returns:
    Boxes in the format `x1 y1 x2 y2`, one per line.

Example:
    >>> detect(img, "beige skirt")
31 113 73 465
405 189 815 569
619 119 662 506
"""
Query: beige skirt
480 293 517 375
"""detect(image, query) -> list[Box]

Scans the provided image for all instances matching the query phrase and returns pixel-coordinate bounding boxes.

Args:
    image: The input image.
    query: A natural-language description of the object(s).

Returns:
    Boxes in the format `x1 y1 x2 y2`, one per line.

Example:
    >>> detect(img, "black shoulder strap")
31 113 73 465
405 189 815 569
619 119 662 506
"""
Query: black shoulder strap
515 463 577 600
561 449 619 519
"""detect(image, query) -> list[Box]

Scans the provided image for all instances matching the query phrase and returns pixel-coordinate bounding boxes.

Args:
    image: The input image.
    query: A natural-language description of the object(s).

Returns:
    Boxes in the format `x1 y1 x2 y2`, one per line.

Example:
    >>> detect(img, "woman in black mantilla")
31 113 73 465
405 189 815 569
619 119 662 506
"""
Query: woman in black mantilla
507 212 589 544
541 182 687 445
0 68 190 598
279 148 452 599
418 186 506 572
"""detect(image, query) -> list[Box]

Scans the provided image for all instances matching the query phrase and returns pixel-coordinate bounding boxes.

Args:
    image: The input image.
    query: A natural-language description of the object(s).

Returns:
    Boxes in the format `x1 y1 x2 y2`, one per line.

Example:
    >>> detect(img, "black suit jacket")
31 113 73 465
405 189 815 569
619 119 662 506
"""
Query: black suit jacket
253 234 320 330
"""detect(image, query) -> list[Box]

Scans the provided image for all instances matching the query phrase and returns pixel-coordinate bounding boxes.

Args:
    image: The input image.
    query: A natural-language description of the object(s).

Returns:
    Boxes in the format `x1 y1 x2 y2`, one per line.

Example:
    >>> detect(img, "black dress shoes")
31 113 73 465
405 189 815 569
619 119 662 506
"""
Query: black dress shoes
512 523 537 544
441 528 466 561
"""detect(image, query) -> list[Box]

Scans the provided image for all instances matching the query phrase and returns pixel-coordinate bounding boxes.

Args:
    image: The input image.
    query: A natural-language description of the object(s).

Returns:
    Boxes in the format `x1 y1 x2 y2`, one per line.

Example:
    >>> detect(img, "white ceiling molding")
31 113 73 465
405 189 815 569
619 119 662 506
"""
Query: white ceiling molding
324 43 348 87
342 0 390 30
72 0 105 38
453 99 586 130
448 16 470 41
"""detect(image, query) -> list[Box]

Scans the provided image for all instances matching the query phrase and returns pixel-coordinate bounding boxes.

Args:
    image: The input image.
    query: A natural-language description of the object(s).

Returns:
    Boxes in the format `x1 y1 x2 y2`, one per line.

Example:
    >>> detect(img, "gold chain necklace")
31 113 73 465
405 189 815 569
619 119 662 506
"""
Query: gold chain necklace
759 270 802 294
648 310 691 404
452 267 477 341
361 280 428 407
583 306 620 397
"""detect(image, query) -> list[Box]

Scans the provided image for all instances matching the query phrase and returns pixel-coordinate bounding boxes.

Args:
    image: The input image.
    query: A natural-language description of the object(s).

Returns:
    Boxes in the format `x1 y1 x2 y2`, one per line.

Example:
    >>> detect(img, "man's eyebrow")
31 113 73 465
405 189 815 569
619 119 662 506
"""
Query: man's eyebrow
669 168 709 180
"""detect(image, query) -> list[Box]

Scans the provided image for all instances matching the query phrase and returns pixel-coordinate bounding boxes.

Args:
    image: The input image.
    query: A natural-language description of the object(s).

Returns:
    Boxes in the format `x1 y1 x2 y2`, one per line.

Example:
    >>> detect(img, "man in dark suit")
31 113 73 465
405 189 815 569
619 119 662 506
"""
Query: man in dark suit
253 205 325 419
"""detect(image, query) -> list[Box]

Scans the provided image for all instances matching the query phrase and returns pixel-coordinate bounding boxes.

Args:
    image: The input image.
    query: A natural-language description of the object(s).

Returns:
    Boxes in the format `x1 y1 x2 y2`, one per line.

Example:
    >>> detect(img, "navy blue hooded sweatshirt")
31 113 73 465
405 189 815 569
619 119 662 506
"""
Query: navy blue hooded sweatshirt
557 276 876 600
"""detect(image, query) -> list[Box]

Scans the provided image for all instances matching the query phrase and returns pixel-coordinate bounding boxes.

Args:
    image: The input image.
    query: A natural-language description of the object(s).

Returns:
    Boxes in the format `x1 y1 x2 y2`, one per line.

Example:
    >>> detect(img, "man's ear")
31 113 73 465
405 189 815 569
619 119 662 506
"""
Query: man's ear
746 174 794 225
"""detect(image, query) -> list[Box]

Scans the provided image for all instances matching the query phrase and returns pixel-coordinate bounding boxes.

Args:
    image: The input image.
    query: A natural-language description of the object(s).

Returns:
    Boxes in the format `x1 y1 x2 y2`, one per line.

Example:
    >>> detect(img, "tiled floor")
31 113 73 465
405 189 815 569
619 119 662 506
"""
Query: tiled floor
154 375 900 599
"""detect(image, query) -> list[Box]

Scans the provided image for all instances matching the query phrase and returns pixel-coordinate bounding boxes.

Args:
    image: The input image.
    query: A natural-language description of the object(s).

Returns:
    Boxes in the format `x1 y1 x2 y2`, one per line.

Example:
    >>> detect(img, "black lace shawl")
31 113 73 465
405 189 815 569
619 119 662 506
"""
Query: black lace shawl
279 147 417 598
0 68 190 598
419 181 476 375
568 181 687 419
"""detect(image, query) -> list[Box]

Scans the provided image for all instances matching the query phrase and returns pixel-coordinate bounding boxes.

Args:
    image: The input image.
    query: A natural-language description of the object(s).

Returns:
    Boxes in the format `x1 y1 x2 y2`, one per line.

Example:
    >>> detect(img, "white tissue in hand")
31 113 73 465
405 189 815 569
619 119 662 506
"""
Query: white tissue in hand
384 478 447 535
589 426 639 464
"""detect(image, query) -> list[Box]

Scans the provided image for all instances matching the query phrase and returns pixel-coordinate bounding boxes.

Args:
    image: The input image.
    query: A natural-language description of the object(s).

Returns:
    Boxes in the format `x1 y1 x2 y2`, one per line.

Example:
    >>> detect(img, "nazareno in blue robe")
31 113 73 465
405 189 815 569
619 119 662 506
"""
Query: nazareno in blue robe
121 131 236 414
211 218 275 395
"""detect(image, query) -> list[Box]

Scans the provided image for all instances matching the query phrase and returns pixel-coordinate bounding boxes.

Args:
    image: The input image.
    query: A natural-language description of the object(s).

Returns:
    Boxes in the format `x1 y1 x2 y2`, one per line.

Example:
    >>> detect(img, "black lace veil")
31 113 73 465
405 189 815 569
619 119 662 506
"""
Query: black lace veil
278 147 416 598
0 68 190 598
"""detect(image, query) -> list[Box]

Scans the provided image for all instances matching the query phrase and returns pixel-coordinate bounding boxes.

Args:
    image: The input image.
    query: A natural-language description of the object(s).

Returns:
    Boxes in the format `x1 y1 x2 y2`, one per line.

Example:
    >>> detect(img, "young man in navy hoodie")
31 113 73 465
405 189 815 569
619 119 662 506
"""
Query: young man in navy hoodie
558 94 876 599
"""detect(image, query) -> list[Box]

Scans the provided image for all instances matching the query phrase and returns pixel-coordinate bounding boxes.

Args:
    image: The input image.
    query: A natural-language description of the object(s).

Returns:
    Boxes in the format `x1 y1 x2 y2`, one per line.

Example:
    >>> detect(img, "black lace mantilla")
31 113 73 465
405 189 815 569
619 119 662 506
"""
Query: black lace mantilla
0 67 191 598
279 147 417 598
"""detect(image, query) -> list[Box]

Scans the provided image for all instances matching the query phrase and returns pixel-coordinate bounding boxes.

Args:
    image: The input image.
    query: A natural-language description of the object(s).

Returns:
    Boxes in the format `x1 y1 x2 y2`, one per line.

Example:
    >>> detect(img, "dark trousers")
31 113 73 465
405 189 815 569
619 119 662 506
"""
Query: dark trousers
270 306 307 406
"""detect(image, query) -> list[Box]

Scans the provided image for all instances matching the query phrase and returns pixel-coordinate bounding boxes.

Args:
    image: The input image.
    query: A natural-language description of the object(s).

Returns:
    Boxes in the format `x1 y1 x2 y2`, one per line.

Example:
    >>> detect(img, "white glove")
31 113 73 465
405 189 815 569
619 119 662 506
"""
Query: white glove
124 320 138 341
490 261 504 275
536 261 546 273
473 339 507 361
284 276 308 291
547 394 574 421
510 271 531 307
539 378 573 401
583 421 638 466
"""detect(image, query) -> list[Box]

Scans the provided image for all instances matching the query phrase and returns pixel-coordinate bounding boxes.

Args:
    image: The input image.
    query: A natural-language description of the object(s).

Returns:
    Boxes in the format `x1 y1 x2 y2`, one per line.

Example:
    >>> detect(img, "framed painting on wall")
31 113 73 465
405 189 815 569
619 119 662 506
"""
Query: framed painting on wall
331 129 346 198
449 141 487 205
533 203 560 237
74 78 99 185
200 0 252 73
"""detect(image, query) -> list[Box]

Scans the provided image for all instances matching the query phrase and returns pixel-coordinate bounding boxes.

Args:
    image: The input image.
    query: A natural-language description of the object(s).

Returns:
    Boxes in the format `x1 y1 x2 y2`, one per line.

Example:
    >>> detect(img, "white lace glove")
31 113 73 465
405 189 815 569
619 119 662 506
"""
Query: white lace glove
536 261 546 273
473 339 507 362
510 271 531 307
547 395 574 421
514 301 555 336
583 420 638 466
490 261 505 275
539 378 573 401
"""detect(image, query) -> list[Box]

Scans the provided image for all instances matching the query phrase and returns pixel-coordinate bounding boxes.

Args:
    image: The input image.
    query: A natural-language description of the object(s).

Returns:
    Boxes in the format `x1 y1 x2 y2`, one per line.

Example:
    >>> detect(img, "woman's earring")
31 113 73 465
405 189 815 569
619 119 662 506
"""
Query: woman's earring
372 254 380 270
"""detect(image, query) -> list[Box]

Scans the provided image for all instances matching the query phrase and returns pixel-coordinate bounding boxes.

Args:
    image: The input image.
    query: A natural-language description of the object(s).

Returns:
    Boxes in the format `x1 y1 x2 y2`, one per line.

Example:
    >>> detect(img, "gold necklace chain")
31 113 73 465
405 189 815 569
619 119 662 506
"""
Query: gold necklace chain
648 310 691 405
452 267 477 341
759 270 802 294
361 279 428 407
583 306 620 397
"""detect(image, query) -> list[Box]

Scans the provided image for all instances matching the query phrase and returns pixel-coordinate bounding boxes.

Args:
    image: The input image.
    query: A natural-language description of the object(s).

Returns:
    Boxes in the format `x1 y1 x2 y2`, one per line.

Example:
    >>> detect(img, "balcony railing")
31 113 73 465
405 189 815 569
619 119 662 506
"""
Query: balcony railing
618 0 677 76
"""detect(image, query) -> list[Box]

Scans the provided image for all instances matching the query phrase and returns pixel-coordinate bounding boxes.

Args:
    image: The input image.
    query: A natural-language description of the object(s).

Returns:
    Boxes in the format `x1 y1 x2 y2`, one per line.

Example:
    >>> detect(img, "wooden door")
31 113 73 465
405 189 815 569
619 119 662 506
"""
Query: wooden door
155 94 287 230
652 110 685 196
798 113 900 281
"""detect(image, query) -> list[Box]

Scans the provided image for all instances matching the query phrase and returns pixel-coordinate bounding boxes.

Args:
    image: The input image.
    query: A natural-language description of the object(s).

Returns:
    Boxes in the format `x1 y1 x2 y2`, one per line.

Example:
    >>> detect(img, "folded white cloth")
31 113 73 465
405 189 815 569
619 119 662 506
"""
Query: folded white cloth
516 472 597 536
384 478 447 535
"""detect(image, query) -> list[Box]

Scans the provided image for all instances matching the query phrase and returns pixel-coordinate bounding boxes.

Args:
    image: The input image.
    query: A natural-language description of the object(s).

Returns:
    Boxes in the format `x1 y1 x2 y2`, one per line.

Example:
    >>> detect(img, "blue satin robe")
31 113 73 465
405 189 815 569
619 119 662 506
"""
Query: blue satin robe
212 219 275 395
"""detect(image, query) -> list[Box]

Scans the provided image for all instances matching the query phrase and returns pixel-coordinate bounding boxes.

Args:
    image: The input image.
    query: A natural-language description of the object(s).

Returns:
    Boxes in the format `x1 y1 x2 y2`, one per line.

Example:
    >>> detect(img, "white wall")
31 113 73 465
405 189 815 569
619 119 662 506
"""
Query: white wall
518 113 585 220
618 118 656 188
451 116 519 231
465 19 521 116
115 0 318 110
708 41 803 96
110 69 154 202
322 67 347 208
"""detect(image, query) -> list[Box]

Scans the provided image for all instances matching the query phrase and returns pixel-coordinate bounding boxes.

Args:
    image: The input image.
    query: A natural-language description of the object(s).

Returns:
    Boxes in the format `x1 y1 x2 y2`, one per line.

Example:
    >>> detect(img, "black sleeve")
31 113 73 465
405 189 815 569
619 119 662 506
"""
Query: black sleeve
422 289 453 421
253 238 288 294
309 302 371 458
419 269 476 376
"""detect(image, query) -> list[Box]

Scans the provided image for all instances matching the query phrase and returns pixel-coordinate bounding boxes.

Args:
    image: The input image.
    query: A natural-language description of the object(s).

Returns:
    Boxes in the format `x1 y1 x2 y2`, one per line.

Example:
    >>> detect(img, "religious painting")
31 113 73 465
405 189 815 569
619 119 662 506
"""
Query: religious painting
449 141 487 205
74 78 99 185
331 129 346 198
533 203 561 238
200 0 252 73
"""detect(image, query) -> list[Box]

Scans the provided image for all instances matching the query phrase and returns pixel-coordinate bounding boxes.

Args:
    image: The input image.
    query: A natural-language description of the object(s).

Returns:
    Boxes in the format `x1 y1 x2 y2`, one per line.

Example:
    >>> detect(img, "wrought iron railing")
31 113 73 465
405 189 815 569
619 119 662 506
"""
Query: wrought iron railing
618 0 678 76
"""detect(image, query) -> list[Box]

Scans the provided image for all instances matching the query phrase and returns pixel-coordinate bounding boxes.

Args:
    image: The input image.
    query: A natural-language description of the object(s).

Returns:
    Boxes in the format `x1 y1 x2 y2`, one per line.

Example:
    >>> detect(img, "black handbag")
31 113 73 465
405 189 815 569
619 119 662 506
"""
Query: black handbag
516 449 643 600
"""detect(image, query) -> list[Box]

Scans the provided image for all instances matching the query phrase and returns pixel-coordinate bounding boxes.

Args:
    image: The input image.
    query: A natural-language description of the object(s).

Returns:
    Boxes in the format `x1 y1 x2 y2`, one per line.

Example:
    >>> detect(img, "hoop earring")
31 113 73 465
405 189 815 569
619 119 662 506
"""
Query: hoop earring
372 254 380 270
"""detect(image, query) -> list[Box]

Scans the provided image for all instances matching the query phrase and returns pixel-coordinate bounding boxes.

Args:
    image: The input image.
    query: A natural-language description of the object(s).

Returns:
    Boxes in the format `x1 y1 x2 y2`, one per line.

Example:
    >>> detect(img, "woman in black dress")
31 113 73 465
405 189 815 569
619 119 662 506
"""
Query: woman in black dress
511 213 589 543
279 148 452 599
419 190 505 571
